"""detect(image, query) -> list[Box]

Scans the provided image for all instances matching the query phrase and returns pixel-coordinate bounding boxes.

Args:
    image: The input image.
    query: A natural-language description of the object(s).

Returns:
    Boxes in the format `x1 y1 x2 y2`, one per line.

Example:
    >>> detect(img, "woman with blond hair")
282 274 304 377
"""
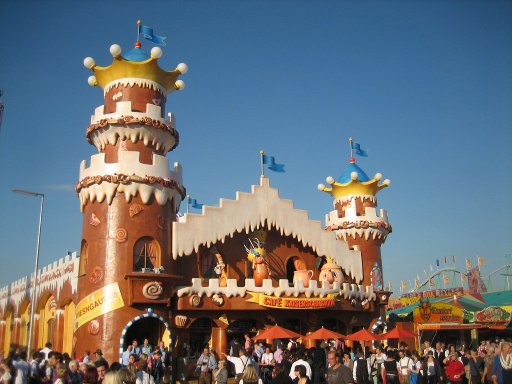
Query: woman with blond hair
239 364 263 384
492 341 512 384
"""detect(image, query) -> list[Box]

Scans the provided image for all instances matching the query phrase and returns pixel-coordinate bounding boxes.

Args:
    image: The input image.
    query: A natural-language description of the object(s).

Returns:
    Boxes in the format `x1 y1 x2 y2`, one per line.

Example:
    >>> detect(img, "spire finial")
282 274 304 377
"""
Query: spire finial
135 20 142 48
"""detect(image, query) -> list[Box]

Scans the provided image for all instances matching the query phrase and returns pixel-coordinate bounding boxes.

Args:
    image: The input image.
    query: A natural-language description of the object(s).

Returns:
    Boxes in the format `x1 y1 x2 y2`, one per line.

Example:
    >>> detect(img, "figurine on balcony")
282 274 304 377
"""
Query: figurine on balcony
212 247 228 287
292 257 314 288
244 238 271 287
370 262 383 290
319 257 343 286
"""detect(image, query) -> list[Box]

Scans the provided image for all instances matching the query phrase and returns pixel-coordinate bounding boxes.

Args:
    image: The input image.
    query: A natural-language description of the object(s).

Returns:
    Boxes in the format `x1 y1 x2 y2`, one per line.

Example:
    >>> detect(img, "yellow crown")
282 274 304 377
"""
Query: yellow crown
83 44 188 92
317 159 390 198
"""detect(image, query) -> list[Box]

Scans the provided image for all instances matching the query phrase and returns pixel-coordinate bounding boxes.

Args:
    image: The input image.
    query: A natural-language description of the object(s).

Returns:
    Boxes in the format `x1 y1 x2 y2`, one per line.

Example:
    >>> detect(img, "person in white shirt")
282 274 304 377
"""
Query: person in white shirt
289 354 312 380
261 347 275 365
398 350 414 384
222 349 249 384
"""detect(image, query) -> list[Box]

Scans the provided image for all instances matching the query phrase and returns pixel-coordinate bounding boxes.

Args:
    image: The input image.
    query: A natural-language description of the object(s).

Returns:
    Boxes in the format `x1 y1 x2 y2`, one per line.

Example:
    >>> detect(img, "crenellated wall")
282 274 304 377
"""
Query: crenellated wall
0 252 79 318
77 151 184 211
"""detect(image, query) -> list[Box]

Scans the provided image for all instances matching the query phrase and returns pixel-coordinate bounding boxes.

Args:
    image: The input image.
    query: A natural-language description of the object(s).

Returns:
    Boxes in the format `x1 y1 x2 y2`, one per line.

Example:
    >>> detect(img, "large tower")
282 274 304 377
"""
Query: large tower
75 38 187 360
318 154 391 287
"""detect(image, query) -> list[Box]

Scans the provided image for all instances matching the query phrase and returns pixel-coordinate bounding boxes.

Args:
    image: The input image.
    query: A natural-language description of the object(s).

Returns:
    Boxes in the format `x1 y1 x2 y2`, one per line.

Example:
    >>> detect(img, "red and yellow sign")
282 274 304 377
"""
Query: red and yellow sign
413 300 463 324
247 292 336 309
476 306 511 325
75 282 125 329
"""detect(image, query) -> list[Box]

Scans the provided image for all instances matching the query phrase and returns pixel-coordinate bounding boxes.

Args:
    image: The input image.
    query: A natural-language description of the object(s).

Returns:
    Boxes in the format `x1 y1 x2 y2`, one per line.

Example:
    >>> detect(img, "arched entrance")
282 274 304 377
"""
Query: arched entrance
119 309 171 362
188 318 213 355
38 295 56 348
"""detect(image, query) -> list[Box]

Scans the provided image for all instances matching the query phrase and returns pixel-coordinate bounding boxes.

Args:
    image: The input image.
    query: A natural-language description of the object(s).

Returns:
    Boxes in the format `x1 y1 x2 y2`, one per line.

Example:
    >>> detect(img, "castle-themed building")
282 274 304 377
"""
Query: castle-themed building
0 31 392 373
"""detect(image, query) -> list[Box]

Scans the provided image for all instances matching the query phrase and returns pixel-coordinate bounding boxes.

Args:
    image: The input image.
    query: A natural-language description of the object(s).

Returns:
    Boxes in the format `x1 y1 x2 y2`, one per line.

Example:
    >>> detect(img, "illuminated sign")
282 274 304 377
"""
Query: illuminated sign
476 306 511 324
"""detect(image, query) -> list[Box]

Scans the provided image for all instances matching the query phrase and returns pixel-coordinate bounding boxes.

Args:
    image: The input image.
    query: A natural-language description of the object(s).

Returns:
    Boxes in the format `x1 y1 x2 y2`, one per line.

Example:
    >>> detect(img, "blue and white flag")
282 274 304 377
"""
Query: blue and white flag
140 25 167 46
262 154 285 173
189 198 203 210
350 141 368 157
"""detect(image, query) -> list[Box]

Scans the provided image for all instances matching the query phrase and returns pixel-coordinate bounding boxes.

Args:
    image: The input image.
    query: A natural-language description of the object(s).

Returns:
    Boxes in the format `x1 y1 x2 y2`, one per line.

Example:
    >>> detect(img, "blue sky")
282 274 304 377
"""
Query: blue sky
1 1 511 295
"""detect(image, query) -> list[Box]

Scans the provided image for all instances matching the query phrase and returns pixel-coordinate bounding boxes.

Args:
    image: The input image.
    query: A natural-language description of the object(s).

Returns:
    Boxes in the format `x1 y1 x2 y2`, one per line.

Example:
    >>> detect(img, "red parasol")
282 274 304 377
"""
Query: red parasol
252 325 303 341
345 328 379 341
379 327 415 340
303 326 346 340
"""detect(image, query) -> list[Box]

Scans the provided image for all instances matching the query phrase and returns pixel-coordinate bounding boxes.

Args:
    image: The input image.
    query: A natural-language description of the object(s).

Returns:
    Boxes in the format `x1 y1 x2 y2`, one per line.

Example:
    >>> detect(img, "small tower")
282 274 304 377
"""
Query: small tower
318 154 391 288
75 34 188 360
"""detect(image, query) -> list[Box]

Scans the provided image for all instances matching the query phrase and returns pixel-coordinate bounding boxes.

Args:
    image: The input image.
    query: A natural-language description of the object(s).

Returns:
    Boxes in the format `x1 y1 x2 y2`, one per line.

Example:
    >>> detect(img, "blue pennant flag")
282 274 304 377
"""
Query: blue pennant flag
262 154 285 173
139 25 167 46
189 198 203 210
351 141 368 157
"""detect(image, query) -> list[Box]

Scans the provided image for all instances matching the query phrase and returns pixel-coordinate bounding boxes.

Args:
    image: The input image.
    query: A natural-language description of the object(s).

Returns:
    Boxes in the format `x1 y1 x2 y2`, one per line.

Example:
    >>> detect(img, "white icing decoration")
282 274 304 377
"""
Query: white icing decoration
78 152 183 211
172 177 363 281
88 102 177 152
103 78 168 97
89 124 177 153
176 278 376 302
90 102 173 127
0 252 80 315
326 197 390 242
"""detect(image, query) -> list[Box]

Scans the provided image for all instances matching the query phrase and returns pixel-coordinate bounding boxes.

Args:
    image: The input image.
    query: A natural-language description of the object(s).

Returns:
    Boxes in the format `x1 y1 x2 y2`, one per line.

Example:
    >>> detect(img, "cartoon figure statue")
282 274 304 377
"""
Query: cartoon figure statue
212 248 228 287
370 262 383 291
319 257 344 286
244 238 271 287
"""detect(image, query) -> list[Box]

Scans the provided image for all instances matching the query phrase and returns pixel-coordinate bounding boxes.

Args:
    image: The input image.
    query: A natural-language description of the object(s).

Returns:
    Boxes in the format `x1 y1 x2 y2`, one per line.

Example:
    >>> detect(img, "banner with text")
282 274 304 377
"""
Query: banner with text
75 282 125 330
247 292 336 309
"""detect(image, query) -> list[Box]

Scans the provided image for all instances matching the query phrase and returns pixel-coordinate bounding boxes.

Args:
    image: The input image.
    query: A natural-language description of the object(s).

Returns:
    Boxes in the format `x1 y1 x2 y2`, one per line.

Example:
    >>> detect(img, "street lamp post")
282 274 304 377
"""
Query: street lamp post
12 189 44 354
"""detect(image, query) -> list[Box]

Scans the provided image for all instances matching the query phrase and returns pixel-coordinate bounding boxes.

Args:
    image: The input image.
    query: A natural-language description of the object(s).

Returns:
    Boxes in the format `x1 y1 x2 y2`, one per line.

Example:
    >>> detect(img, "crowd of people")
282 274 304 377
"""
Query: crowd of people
0 336 511 384
190 335 512 384
0 338 170 384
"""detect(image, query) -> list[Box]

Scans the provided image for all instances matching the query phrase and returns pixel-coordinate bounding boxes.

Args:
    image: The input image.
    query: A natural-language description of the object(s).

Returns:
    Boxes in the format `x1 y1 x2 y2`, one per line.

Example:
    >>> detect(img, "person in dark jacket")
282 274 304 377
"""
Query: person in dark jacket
272 364 294 384
422 352 443 384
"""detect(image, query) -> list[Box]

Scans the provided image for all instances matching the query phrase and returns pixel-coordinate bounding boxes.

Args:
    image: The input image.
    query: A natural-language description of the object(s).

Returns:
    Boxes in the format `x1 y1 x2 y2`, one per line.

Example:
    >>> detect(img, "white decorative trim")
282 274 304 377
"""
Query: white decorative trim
172 177 363 281
0 252 79 316
104 78 167 97
89 125 177 153
176 278 376 301
78 152 184 211
326 199 391 241
90 102 174 128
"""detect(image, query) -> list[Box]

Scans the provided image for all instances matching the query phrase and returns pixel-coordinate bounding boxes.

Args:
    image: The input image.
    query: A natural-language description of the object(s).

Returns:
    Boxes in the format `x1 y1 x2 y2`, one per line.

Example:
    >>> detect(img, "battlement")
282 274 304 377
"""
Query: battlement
79 151 182 182
327 204 389 223
77 152 184 210
0 252 80 315
176 278 376 302
90 101 174 128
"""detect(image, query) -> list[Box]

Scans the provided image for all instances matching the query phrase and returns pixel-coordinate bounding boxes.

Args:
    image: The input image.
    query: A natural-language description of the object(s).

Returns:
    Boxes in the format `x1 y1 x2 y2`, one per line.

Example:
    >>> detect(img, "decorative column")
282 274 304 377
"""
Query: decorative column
11 318 21 347
211 327 227 356
52 310 65 352
0 321 5 353
31 314 40 351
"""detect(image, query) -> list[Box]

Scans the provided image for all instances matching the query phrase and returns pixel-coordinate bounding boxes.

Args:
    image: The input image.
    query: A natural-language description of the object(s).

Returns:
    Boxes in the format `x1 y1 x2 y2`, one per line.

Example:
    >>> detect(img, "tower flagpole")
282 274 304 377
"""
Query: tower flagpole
349 137 353 158
259 150 265 178
136 20 141 44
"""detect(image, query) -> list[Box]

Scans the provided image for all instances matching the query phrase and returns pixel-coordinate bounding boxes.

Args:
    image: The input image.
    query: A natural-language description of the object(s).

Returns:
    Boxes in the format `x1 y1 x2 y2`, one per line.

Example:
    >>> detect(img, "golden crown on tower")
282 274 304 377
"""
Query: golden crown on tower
83 22 188 92
317 158 390 198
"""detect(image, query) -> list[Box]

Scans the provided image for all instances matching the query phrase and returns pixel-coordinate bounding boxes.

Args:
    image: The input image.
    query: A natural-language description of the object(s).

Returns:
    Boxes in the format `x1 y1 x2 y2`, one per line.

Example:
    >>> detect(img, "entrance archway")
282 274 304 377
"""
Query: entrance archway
119 309 171 362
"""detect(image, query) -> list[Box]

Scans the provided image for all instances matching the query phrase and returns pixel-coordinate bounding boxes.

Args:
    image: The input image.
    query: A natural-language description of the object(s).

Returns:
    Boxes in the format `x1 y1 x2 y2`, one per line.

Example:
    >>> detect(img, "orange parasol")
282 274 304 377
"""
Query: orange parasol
252 325 303 341
345 328 379 341
303 326 346 340
379 327 415 339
